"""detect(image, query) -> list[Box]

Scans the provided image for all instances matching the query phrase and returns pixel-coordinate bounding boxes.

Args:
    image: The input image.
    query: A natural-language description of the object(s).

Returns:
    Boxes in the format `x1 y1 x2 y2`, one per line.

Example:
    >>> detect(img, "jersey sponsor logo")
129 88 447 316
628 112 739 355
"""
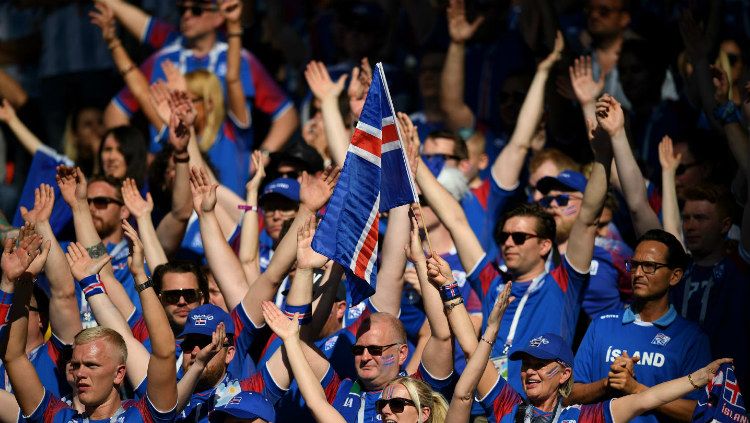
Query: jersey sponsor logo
324 335 339 352
606 346 665 367
562 420 577 423
191 314 215 326
590 260 599 275
529 336 550 347
651 333 671 346
343 397 355 407
599 314 619 319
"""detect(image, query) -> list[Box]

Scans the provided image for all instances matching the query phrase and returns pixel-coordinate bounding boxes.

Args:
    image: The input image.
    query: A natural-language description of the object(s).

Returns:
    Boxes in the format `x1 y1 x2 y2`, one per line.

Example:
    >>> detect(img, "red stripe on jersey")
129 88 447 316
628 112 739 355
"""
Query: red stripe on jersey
325 373 343 404
491 384 524 421
480 261 499 298
240 372 266 392
550 262 570 293
578 402 607 423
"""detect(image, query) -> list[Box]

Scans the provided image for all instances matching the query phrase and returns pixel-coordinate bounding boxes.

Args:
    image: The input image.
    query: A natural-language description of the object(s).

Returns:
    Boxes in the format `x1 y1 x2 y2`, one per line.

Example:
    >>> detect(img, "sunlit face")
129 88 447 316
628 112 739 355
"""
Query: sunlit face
354 319 407 390
520 356 570 405
160 272 203 330
74 108 104 155
87 181 127 239
101 135 127 179
630 241 681 300
179 2 223 40
673 142 707 199
181 341 233 390
71 340 125 407
261 196 298 241
540 189 583 242
682 200 730 258
500 216 550 277
379 383 428 423
207 273 227 312
528 160 562 202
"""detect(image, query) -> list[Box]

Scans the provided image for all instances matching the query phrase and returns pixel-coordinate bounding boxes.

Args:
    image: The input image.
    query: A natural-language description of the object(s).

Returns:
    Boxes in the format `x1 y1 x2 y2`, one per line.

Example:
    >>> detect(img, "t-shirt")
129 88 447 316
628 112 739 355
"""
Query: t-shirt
176 369 285 423
25 390 175 423
479 373 615 423
579 245 626 318
574 306 712 423
671 245 750 398
468 254 588 395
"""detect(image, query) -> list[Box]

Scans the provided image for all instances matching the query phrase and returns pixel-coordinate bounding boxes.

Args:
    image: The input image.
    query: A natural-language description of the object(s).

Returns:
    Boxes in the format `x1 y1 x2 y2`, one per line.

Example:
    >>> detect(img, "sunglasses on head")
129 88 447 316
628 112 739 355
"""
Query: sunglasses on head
376 397 416 414
87 196 123 209
160 288 202 305
177 2 218 17
351 343 398 356
498 231 538 245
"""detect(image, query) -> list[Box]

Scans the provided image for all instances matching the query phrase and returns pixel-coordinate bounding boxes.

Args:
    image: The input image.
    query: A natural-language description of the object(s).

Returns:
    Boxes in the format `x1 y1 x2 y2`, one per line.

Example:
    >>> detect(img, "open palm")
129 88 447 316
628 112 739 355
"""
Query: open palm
296 216 328 270
300 166 340 212
20 184 55 224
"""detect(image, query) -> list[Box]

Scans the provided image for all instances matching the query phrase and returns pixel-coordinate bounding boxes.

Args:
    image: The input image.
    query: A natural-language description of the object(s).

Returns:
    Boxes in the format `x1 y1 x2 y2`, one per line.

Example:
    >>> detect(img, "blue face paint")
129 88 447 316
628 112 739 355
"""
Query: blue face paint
382 354 397 367
546 365 560 377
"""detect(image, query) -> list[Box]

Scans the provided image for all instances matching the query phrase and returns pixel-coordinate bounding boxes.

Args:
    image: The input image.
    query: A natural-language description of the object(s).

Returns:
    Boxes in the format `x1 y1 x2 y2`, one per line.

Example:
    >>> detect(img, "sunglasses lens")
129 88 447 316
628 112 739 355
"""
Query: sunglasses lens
511 233 526 245
352 345 365 355
557 195 569 206
163 289 199 304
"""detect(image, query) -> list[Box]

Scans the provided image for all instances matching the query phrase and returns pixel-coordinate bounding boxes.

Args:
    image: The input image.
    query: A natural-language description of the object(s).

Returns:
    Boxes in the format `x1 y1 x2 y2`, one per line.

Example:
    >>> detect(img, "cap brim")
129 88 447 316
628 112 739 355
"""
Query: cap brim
509 348 558 362
536 177 578 195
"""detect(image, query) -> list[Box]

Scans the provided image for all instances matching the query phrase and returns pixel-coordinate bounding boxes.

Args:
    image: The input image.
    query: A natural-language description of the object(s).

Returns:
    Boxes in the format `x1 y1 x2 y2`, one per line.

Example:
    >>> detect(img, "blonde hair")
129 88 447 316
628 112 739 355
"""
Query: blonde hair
185 70 226 152
74 327 128 364
558 365 574 398
386 377 449 423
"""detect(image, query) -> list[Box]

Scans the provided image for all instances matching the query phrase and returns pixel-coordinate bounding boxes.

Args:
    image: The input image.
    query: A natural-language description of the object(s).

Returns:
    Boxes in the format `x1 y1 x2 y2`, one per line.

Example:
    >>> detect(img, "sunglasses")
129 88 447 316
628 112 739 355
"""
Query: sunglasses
497 231 538 245
160 288 202 305
624 259 671 275
87 196 123 209
351 343 399 356
675 162 700 176
422 153 461 162
538 193 581 208
177 3 218 17
376 397 416 414
181 335 212 352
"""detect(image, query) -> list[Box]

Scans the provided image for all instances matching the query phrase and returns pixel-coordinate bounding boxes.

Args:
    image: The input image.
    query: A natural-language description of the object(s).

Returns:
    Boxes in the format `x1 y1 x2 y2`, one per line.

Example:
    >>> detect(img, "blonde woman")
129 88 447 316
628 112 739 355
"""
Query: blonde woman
378 377 449 423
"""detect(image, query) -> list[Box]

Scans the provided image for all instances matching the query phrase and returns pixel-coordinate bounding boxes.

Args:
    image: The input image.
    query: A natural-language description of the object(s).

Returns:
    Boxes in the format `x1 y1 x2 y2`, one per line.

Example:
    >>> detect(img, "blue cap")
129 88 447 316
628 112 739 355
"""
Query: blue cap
179 304 235 338
260 177 300 203
209 392 276 422
536 170 587 194
509 333 574 368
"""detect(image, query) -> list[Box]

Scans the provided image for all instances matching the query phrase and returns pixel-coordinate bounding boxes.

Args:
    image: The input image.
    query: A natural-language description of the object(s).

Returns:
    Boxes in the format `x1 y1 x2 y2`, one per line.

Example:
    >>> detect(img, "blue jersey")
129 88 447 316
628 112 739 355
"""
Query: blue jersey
12 147 73 234
579 246 625 318
479 374 614 423
25 390 175 423
574 306 711 423
177 369 284 423
468 254 588 396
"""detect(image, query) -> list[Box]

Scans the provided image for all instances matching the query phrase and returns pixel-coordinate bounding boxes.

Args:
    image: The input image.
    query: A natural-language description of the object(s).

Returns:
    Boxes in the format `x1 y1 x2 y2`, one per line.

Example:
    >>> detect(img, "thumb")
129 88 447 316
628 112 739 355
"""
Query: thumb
336 74 348 88
19 206 28 217
631 355 640 363
94 254 112 270
470 15 485 31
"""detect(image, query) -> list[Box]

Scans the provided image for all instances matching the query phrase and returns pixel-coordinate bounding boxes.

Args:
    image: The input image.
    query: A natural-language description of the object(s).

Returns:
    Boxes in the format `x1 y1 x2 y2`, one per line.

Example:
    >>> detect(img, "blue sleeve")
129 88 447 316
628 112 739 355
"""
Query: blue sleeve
581 248 624 318
573 318 598 383
133 377 148 400
141 395 177 423
487 173 519 226
415 362 454 399
24 389 70 423
478 374 523 420
259 364 288 404
681 330 712 400
232 302 264 355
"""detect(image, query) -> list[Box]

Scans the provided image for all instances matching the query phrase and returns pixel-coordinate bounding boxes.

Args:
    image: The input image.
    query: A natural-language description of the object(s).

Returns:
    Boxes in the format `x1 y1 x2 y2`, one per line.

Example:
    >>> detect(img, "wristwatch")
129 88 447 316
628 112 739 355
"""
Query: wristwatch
136 278 154 293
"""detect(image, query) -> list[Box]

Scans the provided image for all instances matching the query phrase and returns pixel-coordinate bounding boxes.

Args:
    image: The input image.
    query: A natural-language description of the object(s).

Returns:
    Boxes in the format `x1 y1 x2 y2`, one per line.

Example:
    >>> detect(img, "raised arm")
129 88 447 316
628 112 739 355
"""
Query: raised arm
305 61 349 166
64 240 151 389
491 31 563 189
124 221 178 411
175 324 224 412
97 0 152 43
611 358 732 423
262 301 343 423
238 151 265 283
568 56 604 123
0 68 28 108
369 204 410 316
121 178 167 271
604 95 661 236
565 108 612 271
347 58 372 121
0 99 44 156
287 215 328 340
1 231 48 416
658 136 684 244
221 0 250 127
441 0 484 131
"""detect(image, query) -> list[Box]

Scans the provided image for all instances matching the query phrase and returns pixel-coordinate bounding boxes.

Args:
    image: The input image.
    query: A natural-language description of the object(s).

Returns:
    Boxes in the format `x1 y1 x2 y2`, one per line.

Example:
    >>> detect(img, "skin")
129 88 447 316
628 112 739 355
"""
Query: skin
596 207 614 238
207 272 228 312
672 142 708 199
379 383 429 423
261 196 298 241
521 357 572 412
630 241 683 302
181 342 235 392
319 300 346 339
70 340 126 410
354 318 408 391
87 181 128 240
74 108 105 155
100 135 127 179
541 189 584 243
528 160 563 198
500 216 552 281
681 200 731 263
159 272 203 331
179 5 223 43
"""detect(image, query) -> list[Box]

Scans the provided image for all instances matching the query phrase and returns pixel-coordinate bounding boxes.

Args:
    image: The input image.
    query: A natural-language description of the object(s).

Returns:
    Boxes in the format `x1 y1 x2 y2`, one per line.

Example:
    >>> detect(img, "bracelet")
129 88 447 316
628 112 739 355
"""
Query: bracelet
439 282 461 302
120 64 135 77
481 336 495 346
443 297 464 313
227 31 243 38
687 373 701 390
173 153 190 163
282 303 312 324
77 274 106 298
136 278 154 293
713 101 742 125
238 204 258 212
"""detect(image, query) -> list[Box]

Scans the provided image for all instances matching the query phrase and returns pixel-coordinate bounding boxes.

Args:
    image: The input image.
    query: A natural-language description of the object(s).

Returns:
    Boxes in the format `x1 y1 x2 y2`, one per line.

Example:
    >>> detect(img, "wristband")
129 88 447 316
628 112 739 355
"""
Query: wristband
238 204 258 212
443 297 464 313
136 278 154 293
713 101 742 125
481 336 495 346
77 274 106 298
173 153 190 163
282 303 312 324
439 281 461 302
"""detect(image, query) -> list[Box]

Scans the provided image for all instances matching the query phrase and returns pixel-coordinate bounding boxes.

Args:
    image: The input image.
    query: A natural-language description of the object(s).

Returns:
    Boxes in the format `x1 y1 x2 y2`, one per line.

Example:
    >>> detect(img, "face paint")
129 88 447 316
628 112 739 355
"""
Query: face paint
562 204 578 216
382 385 395 400
382 354 397 367
546 365 561 377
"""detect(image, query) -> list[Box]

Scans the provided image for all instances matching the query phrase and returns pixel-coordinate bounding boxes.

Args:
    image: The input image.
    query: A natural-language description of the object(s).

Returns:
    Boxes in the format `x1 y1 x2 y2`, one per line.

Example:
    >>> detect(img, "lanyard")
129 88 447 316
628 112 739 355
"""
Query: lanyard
523 399 563 423
502 272 546 355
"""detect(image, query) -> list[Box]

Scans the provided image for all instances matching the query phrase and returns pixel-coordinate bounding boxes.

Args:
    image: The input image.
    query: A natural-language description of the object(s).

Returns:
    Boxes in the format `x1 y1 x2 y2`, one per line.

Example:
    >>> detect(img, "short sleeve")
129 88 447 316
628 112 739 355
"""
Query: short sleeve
232 302 264 354
141 17 178 49
478 374 523 420
25 389 69 423
240 364 288 405
135 395 177 423
577 400 614 423
412 362 455 399
550 254 590 295
466 253 499 301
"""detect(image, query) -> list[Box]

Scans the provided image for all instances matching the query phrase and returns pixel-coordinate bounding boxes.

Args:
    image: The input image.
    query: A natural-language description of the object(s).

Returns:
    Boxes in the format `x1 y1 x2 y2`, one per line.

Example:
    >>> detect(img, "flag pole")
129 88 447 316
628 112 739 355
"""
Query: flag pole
416 203 434 254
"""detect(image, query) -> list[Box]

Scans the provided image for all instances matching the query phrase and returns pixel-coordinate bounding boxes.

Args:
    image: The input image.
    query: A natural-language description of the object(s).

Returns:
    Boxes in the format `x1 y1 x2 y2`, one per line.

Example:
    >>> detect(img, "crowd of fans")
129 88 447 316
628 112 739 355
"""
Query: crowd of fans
0 0 748 422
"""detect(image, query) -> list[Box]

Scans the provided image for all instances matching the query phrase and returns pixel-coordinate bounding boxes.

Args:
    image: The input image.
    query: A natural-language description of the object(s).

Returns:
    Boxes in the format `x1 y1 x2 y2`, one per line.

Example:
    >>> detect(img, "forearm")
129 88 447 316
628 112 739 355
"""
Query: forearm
370 205 409 316
567 380 609 405
199 210 248 310
660 172 682 243
100 0 151 41
320 96 349 166
225 21 250 126
611 132 661 235
441 42 474 130
104 101 130 128
170 160 193 222
176 362 205 412
417 262 451 341
109 41 163 129
0 69 27 108
99 268 136 321
259 108 298 153
238 190 260 281
137 275 175 359
284 338 344 422
136 215 168 272
6 115 43 156
724 123 750 175
40 224 80 342
155 214 188 258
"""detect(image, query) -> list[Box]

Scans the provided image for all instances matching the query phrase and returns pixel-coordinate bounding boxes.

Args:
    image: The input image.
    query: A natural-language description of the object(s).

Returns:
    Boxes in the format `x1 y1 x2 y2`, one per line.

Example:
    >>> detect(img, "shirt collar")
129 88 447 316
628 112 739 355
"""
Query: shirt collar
622 305 677 328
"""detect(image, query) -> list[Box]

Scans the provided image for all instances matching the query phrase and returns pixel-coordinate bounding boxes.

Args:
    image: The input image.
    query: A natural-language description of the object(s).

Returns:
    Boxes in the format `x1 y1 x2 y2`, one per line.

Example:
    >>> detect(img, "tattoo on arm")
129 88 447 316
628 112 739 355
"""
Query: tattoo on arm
87 242 107 258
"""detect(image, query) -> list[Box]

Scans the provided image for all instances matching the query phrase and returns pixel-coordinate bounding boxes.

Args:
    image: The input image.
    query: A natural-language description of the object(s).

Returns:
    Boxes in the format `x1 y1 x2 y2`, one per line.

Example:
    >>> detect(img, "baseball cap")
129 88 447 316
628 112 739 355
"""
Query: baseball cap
179 304 235 338
209 392 276 422
260 178 300 205
270 142 325 175
536 170 587 195
509 333 574 368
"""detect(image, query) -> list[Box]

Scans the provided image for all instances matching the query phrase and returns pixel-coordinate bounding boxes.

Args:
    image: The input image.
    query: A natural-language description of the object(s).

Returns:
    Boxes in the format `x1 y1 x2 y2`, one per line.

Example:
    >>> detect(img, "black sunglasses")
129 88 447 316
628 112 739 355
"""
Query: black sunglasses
498 231 538 245
351 343 398 356
160 288 202 305
181 335 212 353
87 196 123 209
177 2 218 17
538 194 576 208
376 397 417 414
624 259 671 275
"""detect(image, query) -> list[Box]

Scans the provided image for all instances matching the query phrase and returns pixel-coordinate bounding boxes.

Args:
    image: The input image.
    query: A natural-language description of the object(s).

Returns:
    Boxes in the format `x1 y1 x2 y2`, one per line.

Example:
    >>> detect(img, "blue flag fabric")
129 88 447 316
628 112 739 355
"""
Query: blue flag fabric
312 64 417 305
692 363 748 423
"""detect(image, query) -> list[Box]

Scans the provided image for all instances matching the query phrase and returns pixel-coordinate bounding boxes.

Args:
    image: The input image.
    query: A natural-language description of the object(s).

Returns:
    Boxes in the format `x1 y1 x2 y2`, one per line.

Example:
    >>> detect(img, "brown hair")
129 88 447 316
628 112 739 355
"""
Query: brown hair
682 184 734 221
